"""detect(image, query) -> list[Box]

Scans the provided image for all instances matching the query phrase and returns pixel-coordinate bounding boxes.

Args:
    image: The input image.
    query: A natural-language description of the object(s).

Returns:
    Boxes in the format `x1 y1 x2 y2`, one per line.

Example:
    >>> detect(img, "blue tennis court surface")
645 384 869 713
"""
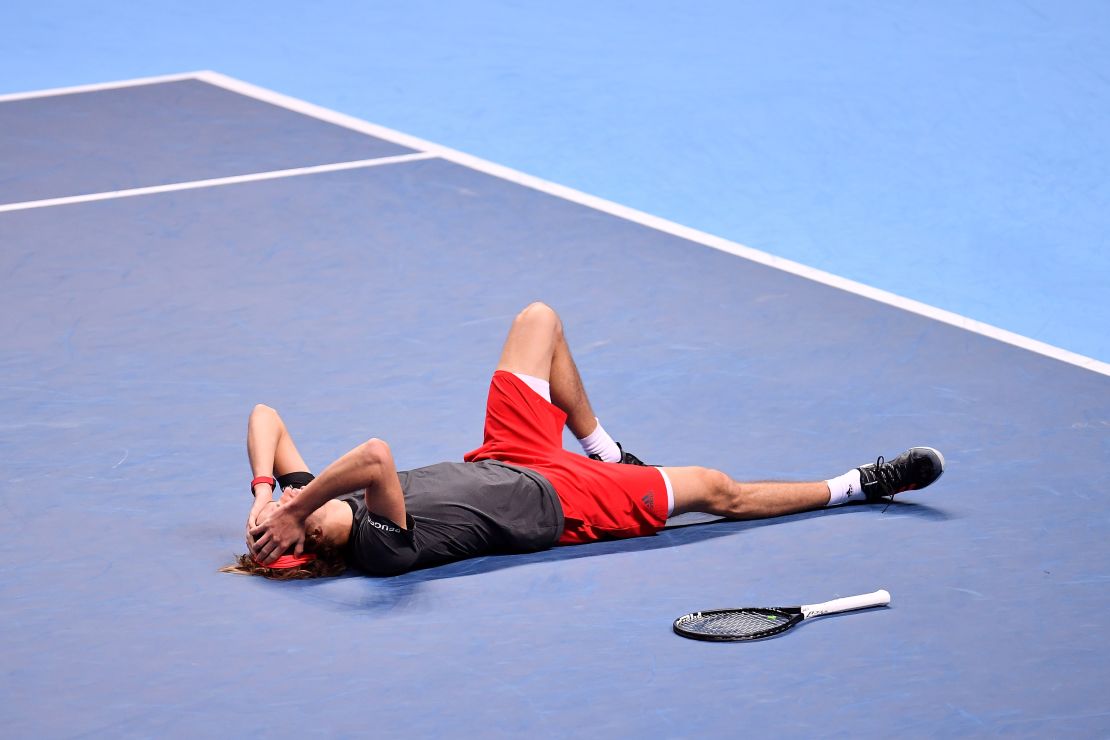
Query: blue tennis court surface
0 79 413 203
2 74 1108 737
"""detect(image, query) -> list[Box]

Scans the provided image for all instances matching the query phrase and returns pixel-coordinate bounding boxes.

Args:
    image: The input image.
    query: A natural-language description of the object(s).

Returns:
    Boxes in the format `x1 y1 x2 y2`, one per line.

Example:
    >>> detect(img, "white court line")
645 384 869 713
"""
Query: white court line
0 71 202 104
194 71 1110 378
3 71 1107 377
0 152 437 213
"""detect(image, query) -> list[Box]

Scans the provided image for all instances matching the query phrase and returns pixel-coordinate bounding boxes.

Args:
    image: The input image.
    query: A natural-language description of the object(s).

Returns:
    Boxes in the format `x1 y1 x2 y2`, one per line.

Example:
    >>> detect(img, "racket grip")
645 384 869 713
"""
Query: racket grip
801 589 891 618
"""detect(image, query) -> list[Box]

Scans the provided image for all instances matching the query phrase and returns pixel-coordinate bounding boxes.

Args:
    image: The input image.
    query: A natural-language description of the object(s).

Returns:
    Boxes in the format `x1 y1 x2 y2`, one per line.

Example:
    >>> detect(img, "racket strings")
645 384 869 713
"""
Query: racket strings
682 609 793 637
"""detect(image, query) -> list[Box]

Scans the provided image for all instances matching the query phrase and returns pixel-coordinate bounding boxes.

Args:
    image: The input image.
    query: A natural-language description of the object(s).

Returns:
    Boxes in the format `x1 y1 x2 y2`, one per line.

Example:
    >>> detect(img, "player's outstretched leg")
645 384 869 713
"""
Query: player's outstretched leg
666 447 946 518
666 468 833 518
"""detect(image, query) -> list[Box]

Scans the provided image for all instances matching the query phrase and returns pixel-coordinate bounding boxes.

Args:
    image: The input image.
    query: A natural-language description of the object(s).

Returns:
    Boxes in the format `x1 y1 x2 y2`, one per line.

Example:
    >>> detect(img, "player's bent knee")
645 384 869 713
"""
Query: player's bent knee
521 300 554 315
516 301 561 332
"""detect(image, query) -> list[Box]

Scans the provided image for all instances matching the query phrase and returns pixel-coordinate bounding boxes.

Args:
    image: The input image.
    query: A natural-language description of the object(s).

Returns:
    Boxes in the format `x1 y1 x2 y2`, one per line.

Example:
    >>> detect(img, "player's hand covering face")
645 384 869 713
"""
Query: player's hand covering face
249 502 307 564
245 499 278 548
277 486 304 506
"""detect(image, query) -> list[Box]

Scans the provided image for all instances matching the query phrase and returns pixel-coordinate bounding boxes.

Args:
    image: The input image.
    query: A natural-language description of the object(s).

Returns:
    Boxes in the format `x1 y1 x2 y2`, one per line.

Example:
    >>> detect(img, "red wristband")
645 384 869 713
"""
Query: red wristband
251 476 276 494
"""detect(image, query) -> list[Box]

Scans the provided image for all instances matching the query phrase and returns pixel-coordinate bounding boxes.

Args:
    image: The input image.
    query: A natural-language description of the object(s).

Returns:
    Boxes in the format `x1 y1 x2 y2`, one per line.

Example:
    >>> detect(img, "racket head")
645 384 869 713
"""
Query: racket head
673 607 803 642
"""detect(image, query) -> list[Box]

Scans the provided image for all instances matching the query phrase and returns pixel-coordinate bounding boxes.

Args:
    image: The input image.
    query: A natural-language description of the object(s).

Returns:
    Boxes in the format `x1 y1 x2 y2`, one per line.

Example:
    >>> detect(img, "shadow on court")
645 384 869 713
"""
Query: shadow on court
274 502 950 615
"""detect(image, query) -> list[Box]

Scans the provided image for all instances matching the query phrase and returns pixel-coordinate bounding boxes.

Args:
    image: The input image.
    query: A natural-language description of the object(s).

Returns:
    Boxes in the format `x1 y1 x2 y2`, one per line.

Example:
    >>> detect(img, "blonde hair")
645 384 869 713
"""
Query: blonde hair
220 542 346 580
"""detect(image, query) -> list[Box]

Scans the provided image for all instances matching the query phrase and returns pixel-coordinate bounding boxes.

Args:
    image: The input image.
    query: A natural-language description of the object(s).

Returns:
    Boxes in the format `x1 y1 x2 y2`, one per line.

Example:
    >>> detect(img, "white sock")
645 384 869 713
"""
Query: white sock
578 418 621 462
825 469 865 506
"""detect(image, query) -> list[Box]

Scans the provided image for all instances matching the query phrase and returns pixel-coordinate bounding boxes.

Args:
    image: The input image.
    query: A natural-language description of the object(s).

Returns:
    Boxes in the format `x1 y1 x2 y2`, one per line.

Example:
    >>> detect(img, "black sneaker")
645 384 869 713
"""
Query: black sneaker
589 443 647 466
858 447 945 502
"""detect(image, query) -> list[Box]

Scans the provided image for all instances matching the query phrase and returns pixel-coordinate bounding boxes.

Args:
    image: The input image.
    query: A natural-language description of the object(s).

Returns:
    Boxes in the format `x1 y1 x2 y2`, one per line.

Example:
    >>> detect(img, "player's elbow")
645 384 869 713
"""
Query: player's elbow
249 403 286 430
359 438 394 470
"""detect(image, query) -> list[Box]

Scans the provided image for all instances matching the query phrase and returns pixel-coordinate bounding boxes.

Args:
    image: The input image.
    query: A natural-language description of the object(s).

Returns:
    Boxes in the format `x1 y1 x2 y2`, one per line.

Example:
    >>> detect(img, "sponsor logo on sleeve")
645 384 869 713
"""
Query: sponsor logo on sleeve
369 517 401 534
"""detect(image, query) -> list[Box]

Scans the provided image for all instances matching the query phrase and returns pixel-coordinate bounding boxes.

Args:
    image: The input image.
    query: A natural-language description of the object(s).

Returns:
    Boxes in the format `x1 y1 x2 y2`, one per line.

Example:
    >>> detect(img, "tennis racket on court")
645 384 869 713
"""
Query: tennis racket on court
673 589 890 641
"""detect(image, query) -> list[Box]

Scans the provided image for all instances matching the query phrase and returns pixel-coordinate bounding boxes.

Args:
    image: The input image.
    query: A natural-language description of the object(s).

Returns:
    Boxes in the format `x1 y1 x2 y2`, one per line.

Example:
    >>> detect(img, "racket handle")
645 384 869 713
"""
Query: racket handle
801 589 891 619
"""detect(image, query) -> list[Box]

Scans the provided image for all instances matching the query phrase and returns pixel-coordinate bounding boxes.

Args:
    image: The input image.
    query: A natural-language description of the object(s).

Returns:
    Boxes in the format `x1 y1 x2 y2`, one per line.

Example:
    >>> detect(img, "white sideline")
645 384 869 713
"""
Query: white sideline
2 70 1107 377
193 71 1110 378
0 152 437 213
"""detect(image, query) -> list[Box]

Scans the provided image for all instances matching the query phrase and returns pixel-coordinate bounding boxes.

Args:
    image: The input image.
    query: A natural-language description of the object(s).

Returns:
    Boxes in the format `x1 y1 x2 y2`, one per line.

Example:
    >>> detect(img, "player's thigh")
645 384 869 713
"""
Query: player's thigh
495 302 559 379
664 466 731 517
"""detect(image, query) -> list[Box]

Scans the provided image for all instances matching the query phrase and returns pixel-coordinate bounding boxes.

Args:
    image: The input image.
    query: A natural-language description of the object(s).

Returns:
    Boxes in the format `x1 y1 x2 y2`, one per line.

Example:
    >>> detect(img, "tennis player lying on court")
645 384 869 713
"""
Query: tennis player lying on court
225 302 945 579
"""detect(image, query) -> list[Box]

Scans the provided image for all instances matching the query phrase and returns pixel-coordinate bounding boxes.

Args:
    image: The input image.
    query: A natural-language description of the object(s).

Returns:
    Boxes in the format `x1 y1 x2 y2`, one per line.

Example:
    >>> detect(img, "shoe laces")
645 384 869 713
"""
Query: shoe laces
872 455 906 513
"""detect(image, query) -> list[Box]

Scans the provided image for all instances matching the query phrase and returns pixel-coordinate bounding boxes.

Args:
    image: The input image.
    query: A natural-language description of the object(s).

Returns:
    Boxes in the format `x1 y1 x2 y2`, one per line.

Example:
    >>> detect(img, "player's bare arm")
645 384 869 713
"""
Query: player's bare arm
249 437 406 564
